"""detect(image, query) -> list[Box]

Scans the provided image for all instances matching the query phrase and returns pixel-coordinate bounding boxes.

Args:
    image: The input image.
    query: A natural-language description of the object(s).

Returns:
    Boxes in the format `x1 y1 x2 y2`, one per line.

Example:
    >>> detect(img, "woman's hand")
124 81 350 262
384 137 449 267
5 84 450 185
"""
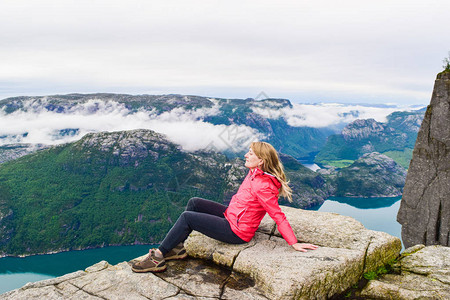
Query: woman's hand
292 242 319 252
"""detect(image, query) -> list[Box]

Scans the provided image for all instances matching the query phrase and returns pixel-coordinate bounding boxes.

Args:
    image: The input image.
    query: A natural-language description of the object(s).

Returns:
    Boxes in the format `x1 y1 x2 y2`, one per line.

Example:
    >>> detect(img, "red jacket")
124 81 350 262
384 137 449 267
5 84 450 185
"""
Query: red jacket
224 168 298 245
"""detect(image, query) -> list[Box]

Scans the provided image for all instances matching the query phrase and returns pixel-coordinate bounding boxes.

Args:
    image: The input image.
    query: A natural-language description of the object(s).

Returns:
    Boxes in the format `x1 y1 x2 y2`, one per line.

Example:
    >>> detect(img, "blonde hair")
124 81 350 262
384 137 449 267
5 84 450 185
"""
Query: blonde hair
250 141 293 202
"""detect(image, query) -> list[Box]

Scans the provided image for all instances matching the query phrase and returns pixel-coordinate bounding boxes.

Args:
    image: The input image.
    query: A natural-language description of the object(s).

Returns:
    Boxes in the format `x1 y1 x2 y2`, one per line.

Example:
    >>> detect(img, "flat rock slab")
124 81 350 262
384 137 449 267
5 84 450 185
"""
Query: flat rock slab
1 260 181 300
1 257 268 300
360 245 450 299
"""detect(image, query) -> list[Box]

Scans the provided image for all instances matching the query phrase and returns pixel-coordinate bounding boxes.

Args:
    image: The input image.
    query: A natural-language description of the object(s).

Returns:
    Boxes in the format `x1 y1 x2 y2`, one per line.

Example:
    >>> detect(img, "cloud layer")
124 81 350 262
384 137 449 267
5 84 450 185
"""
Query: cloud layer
252 102 417 128
0 98 420 151
0 99 263 152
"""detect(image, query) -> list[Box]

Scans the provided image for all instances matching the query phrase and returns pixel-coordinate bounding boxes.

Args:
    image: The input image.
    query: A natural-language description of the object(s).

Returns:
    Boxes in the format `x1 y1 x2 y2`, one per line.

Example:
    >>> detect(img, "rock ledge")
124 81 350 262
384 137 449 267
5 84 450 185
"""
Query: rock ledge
1 207 402 300
360 244 450 299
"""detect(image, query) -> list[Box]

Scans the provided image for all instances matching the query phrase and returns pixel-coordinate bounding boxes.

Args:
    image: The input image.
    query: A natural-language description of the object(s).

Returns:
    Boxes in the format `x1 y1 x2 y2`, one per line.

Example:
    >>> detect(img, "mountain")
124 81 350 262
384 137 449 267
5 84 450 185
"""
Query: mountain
314 110 424 169
328 152 407 197
0 93 335 162
0 129 332 256
0 93 421 256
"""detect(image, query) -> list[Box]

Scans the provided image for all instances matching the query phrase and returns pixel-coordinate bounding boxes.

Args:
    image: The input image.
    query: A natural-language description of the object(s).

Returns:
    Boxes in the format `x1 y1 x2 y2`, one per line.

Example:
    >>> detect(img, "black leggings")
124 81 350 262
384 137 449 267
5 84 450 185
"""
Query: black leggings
158 197 246 255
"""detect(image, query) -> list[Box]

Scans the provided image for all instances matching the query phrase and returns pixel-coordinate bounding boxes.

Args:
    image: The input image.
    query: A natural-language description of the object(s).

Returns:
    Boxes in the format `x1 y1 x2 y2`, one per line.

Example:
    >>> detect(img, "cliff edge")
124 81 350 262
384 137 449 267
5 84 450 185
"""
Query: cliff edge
397 71 450 248
1 207 401 299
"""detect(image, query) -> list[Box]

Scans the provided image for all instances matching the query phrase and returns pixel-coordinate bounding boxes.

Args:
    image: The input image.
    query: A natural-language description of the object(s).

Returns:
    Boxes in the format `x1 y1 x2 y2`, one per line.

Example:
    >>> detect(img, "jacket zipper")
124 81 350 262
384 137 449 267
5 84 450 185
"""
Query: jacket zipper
236 208 247 227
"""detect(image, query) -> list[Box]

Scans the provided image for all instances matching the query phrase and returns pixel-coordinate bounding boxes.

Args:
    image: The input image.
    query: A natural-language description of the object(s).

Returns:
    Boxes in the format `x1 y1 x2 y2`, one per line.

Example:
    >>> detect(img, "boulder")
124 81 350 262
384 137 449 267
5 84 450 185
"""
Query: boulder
185 206 401 299
360 245 450 299
397 71 450 247
1 207 402 300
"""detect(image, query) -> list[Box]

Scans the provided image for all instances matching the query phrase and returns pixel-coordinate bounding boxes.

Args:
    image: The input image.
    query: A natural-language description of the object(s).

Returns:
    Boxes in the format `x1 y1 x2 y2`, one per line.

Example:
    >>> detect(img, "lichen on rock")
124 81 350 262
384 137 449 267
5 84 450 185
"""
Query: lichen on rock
360 245 450 299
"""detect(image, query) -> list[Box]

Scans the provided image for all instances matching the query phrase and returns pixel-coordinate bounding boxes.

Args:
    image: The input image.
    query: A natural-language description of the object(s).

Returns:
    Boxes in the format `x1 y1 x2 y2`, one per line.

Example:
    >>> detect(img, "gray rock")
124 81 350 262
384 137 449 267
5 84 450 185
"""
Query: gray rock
400 245 450 284
231 236 363 299
185 206 401 299
360 245 450 300
1 260 180 300
398 71 450 247
0 144 49 164
342 118 386 141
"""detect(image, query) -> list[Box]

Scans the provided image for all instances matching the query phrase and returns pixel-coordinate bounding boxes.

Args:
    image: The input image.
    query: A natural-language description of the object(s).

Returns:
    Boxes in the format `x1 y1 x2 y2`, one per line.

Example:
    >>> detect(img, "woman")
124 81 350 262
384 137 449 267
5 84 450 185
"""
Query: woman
132 141 318 273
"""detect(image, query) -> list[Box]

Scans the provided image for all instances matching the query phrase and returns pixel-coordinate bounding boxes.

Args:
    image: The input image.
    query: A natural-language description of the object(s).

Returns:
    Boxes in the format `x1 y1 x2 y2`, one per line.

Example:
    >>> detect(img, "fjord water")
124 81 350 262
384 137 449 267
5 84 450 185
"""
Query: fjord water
0 244 154 294
309 196 402 244
0 197 402 294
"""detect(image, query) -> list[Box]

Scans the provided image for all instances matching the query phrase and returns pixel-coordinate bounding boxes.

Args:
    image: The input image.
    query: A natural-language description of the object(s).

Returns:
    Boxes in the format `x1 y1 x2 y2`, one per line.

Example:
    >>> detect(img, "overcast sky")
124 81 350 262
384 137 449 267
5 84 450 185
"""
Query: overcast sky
1 0 449 105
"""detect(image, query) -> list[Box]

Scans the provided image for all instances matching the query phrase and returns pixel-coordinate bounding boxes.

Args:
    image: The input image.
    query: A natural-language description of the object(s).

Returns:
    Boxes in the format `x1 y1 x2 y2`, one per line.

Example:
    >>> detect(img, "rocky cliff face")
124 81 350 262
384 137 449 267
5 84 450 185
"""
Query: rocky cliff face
397 71 450 248
4 212 448 300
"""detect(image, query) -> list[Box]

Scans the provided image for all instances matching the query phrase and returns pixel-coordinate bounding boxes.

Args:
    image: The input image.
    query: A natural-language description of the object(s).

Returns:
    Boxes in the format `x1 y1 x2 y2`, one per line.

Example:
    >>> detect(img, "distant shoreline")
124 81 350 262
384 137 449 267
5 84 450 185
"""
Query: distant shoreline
0 243 157 259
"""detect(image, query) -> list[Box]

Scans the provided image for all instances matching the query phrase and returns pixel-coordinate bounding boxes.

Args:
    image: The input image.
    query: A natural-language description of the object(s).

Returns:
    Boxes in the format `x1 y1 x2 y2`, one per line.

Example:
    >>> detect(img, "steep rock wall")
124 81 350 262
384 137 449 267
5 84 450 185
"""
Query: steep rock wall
397 71 450 247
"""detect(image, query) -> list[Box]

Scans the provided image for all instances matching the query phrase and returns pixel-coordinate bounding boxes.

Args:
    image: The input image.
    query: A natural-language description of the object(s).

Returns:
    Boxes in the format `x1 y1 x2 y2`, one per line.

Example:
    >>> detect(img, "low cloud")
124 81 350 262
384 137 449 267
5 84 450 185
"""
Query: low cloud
0 99 421 152
252 102 419 128
0 99 262 152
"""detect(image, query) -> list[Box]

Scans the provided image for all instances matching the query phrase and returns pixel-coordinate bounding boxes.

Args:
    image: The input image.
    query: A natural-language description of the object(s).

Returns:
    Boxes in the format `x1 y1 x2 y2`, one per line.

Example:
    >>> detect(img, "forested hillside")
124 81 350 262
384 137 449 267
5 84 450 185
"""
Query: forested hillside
315 110 424 168
0 129 332 256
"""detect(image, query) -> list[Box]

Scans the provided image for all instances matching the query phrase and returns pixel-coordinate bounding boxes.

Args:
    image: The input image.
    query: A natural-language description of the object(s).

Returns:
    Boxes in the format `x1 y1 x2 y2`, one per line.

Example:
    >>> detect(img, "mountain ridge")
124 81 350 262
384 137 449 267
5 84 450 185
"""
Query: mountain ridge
1 93 394 161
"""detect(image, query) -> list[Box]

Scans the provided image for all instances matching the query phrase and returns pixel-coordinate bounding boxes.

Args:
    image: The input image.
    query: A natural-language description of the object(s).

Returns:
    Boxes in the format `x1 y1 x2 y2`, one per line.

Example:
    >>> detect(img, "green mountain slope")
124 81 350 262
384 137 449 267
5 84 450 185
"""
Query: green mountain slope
0 129 332 256
314 110 424 168
332 152 407 197
0 130 233 255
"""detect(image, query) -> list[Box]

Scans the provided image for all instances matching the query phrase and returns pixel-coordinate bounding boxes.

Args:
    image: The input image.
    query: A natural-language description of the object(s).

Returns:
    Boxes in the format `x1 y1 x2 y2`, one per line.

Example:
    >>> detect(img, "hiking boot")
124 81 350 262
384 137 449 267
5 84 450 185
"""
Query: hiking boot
164 243 188 260
131 249 166 273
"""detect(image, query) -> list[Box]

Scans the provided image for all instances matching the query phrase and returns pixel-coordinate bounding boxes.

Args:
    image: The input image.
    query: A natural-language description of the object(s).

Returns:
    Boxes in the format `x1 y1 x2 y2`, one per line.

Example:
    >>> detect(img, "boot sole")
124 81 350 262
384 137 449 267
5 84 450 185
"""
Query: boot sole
131 265 167 273
165 252 188 261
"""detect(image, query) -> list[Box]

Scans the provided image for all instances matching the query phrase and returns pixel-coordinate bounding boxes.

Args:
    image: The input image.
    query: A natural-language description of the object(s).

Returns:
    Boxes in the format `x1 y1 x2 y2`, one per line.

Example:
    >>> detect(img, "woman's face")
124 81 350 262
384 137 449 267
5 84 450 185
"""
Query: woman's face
244 147 263 170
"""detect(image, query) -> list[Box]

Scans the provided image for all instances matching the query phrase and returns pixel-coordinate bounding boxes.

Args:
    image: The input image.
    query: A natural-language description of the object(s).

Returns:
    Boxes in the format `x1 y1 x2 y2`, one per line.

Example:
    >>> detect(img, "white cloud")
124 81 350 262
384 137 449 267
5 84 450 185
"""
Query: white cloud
0 97 422 153
0 99 263 152
253 103 419 128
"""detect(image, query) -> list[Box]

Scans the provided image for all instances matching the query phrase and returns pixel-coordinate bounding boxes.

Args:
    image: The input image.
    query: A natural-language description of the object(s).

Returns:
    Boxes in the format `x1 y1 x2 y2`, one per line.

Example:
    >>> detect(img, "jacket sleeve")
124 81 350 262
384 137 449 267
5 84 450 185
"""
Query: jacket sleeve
253 182 298 245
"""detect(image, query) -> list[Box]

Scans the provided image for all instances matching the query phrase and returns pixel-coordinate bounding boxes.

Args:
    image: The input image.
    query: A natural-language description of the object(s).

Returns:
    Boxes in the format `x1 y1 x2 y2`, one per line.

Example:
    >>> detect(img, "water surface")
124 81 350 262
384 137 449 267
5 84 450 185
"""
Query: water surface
309 196 402 248
0 244 154 294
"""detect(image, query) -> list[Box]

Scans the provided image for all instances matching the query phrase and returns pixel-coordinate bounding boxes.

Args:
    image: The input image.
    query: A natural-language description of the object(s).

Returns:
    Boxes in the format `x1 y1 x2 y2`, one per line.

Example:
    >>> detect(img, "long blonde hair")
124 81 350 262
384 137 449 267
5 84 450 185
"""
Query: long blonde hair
250 141 293 202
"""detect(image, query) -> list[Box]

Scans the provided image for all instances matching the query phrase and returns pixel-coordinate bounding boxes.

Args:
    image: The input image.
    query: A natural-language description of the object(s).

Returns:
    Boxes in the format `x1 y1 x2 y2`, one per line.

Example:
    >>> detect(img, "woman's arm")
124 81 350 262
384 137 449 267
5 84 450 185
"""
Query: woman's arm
252 183 298 245
253 181 319 251
255 187 298 245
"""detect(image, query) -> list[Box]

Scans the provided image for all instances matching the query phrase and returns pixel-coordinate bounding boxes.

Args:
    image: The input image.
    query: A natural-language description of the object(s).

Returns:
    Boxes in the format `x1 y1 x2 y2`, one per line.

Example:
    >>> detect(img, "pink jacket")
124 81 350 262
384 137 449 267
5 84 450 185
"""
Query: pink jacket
224 168 298 245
